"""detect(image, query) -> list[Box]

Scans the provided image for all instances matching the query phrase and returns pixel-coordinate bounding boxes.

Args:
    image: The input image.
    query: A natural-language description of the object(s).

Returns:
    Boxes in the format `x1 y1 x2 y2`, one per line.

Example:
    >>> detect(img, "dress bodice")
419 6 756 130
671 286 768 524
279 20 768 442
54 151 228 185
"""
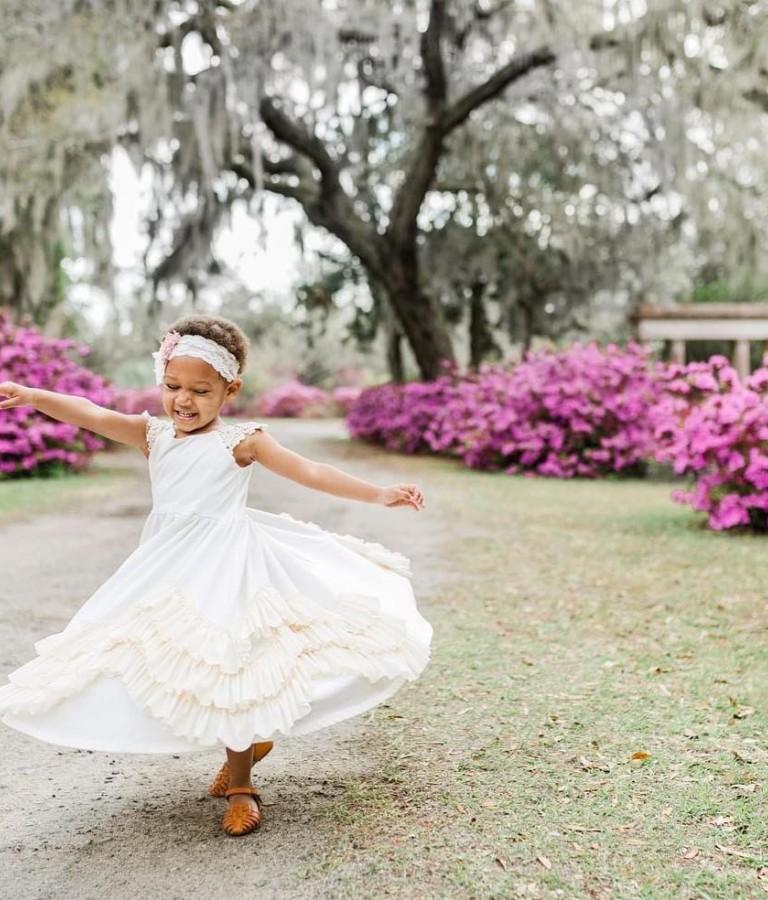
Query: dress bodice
145 417 266 519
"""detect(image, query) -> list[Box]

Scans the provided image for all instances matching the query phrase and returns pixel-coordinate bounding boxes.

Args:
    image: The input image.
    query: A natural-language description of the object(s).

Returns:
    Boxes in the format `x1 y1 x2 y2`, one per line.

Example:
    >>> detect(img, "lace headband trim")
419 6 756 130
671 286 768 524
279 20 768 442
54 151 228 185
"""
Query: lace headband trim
153 332 239 384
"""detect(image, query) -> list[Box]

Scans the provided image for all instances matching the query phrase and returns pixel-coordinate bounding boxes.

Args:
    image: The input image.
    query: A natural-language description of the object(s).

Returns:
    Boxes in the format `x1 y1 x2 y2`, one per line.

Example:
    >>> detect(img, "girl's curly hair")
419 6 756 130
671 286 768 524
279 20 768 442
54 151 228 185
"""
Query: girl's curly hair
165 315 249 375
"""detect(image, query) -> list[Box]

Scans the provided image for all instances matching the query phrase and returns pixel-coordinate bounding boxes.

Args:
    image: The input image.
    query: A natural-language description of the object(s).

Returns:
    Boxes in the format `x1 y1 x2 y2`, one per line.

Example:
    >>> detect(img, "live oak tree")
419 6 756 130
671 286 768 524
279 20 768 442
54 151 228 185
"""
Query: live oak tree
2 1 768 377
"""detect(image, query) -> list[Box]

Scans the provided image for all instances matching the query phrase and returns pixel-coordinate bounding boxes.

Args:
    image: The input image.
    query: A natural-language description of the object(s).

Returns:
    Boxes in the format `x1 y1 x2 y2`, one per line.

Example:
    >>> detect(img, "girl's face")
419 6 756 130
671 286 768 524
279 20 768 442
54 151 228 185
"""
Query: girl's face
162 355 241 436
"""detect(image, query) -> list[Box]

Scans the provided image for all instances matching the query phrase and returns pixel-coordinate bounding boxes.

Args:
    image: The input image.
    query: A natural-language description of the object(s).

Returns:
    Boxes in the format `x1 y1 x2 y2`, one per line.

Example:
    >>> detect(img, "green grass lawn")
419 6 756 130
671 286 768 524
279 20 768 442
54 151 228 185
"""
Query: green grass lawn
312 456 768 899
0 453 137 522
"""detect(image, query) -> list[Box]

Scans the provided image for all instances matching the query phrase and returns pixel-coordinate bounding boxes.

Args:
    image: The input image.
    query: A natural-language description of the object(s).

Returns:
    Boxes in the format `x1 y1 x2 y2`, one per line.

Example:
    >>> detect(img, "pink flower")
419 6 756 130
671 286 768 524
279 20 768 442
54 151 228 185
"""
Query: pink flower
158 330 182 362
348 342 660 477
152 331 182 383
0 309 112 478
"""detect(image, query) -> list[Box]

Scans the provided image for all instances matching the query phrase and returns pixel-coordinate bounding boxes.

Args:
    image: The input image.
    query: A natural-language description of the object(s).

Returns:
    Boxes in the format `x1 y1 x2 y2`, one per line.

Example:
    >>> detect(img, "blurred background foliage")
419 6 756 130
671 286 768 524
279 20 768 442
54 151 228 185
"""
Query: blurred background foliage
1 0 768 386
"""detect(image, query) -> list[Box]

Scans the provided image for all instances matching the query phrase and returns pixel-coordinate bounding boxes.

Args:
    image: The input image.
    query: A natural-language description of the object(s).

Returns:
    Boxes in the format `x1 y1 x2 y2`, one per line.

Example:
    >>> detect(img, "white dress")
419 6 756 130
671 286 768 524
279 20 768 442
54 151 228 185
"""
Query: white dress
0 417 432 752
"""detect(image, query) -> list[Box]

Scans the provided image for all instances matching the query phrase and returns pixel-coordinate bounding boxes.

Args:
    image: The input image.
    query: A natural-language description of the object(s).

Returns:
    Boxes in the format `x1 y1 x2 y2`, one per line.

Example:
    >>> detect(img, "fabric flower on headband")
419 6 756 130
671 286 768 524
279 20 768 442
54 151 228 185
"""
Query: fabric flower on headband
152 331 182 384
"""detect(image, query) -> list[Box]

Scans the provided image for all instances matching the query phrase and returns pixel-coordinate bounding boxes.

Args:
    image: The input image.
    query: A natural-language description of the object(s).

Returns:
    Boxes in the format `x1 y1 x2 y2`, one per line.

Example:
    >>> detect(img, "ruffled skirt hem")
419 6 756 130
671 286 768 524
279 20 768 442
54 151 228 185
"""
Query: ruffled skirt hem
0 580 430 752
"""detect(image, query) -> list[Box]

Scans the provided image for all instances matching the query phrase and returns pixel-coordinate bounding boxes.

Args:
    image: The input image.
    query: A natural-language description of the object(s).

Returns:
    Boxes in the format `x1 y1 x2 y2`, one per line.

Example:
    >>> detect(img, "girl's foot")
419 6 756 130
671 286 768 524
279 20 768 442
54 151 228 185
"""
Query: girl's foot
222 786 263 836
208 741 274 797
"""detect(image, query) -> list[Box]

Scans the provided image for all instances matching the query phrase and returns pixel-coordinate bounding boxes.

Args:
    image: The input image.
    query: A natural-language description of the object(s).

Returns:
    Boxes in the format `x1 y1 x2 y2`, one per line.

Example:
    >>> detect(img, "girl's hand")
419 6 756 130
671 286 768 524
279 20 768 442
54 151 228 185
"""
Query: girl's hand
0 382 35 409
380 483 425 511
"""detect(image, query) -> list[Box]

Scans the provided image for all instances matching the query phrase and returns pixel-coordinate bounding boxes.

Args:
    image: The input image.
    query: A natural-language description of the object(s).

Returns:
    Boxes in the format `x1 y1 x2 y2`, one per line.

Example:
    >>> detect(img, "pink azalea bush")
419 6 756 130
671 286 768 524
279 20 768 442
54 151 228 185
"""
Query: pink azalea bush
651 356 768 531
348 343 663 476
113 386 165 416
345 377 458 454
331 385 363 414
255 380 335 418
0 311 112 477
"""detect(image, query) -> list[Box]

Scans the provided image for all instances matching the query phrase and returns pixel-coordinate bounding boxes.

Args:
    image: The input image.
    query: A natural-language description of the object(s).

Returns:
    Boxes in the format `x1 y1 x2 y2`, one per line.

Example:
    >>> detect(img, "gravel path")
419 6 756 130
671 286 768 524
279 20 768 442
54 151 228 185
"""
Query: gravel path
0 420 444 900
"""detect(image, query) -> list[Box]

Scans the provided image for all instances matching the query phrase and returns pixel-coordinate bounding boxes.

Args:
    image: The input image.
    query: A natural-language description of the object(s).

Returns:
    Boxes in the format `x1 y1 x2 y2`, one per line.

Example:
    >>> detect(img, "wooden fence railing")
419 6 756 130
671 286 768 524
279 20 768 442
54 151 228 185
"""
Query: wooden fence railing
634 303 768 378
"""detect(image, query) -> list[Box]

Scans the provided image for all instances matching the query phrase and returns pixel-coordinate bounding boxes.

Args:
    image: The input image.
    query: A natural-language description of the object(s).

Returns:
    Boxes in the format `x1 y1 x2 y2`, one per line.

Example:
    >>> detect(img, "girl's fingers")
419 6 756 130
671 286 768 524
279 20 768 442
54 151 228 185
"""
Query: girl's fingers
383 484 425 510
0 384 20 407
400 485 424 510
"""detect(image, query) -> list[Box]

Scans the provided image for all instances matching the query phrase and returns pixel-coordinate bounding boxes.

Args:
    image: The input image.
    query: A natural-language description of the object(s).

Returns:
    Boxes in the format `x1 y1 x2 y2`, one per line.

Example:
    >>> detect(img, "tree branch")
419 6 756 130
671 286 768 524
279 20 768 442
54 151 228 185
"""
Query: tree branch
442 45 555 133
261 155 302 178
388 43 556 246
259 96 343 197
421 0 448 115
229 160 316 204
232 144 305 179
249 100 386 278
260 179 314 205
744 80 768 114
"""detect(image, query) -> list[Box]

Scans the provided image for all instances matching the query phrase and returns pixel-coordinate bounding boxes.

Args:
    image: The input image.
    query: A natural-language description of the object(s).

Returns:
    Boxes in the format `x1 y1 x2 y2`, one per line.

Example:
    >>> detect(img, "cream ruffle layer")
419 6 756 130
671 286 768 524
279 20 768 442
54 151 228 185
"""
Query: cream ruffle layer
0 583 429 751
276 512 412 578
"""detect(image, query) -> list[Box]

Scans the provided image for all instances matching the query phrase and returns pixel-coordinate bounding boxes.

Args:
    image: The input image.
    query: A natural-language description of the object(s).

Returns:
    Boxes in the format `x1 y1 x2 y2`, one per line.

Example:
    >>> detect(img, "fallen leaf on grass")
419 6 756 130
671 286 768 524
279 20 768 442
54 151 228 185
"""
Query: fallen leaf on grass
733 750 758 764
537 855 552 870
495 855 510 871
630 751 652 766
579 756 611 773
707 816 735 829
682 848 699 859
733 706 755 719
715 843 760 860
582 780 608 792
732 783 758 795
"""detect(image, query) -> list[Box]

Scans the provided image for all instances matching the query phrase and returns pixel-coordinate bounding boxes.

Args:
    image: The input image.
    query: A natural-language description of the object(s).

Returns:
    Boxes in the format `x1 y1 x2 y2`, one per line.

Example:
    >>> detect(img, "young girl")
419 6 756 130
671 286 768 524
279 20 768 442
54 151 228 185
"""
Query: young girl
0 315 432 837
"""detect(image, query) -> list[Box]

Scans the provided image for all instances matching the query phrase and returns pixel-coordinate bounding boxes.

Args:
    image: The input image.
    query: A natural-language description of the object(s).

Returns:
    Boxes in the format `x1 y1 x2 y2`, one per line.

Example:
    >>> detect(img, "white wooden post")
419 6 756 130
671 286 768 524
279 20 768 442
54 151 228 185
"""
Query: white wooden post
734 339 751 380
671 340 686 365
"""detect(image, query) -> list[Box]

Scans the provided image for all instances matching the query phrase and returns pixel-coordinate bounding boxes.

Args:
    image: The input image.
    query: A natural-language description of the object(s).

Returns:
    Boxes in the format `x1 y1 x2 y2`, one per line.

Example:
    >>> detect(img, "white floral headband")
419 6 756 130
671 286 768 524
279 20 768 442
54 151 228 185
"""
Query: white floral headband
153 332 240 384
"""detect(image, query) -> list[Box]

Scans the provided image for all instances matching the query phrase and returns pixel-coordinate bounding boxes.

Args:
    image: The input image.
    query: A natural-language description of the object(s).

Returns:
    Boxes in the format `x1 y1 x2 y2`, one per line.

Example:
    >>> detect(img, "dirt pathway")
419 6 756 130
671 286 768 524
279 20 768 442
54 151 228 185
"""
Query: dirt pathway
0 420 447 900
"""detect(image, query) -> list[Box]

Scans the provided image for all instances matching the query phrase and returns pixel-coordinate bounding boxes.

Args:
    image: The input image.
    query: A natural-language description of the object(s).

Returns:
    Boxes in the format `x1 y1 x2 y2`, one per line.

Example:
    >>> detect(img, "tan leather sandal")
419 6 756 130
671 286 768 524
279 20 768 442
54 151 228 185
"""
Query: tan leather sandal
208 741 274 798
222 786 263 837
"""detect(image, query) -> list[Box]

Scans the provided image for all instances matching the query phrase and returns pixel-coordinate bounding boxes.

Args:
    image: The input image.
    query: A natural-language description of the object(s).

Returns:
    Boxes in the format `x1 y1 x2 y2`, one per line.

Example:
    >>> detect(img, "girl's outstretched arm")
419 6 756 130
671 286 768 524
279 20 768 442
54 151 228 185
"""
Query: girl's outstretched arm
0 382 148 450
240 430 424 511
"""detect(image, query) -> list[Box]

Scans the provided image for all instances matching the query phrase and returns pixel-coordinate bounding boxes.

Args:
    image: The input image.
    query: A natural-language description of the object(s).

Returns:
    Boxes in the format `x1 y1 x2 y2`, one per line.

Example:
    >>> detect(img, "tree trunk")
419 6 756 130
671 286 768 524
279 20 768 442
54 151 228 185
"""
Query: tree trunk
469 280 498 368
386 328 405 383
378 253 455 381
517 301 534 355
371 277 406 382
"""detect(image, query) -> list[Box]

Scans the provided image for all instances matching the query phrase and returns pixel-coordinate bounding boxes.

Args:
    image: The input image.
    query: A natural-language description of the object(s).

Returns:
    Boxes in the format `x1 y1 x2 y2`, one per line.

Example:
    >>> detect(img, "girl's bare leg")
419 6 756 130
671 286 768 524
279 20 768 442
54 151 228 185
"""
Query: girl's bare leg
209 740 273 796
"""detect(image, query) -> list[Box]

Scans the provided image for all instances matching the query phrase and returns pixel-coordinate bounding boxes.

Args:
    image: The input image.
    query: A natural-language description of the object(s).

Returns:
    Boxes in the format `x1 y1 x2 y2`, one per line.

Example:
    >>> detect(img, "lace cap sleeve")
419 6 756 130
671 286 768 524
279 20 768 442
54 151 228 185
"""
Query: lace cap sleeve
218 421 268 454
142 411 172 454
